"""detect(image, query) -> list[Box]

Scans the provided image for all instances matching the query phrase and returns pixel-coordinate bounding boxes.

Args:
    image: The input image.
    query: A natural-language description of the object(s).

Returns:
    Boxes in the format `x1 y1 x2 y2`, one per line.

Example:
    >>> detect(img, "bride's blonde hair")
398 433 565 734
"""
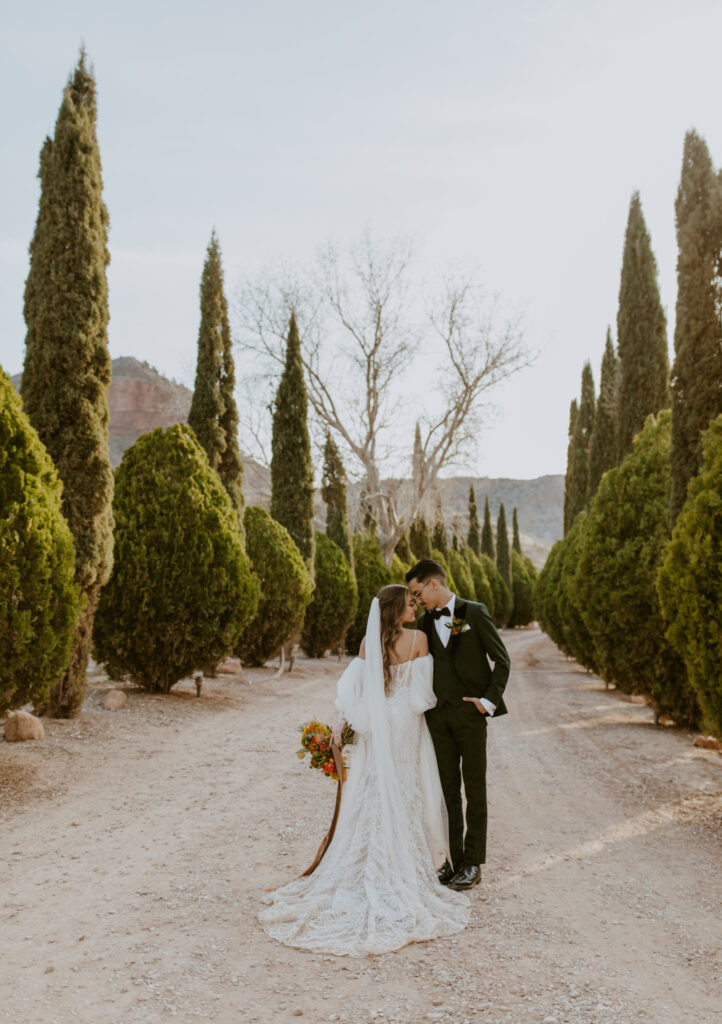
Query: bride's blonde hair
377 584 410 693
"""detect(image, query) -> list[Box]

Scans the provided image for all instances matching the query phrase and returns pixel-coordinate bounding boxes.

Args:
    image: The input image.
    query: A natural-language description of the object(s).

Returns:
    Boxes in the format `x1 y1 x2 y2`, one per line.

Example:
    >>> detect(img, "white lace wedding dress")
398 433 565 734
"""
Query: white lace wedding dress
259 646 470 957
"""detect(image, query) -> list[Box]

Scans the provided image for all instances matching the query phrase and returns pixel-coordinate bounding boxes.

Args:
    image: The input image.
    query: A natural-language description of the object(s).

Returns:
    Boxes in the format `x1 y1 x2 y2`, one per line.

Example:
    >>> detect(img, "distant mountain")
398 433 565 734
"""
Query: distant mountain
10 357 561 566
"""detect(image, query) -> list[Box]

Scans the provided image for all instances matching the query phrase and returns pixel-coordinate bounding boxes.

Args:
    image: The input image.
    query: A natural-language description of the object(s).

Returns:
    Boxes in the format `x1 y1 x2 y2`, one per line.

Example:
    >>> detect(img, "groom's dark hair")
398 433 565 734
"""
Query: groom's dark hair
405 558 446 585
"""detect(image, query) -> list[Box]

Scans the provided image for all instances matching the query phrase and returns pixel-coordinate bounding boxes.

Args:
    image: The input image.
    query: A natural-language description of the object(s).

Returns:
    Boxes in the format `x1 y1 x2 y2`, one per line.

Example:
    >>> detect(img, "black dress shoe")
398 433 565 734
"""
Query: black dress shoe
436 860 455 885
448 864 481 890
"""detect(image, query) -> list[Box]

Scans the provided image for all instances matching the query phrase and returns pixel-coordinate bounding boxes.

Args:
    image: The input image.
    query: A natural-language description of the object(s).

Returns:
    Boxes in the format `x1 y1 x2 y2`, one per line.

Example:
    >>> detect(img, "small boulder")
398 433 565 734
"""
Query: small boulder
694 735 721 751
103 690 127 711
4 710 45 742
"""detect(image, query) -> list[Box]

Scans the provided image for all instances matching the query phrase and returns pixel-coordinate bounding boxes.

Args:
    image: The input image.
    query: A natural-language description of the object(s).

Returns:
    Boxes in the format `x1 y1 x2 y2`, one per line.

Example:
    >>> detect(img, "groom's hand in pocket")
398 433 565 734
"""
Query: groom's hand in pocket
463 697 488 715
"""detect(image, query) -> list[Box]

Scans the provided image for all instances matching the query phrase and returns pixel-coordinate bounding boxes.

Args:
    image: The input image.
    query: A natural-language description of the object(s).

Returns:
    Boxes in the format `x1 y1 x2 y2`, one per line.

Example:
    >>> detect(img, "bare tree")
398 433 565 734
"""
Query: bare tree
235 231 531 564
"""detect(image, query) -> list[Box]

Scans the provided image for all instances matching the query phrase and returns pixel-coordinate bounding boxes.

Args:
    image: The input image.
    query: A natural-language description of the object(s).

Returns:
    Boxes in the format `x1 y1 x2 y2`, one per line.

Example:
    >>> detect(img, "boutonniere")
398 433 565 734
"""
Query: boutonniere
445 615 471 636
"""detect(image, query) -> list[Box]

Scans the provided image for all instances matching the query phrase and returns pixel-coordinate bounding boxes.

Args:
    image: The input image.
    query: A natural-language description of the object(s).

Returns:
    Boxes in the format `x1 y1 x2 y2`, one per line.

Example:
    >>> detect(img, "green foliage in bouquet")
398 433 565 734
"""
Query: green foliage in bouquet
301 532 358 658
575 412 700 725
346 533 392 653
464 546 494 614
93 424 259 691
0 370 81 713
237 505 313 666
657 413 722 736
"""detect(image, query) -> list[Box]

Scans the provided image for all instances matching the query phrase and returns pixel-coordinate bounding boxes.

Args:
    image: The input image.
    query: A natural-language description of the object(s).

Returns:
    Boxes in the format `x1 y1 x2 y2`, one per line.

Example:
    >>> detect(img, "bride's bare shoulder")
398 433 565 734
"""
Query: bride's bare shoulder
358 637 366 660
412 629 429 657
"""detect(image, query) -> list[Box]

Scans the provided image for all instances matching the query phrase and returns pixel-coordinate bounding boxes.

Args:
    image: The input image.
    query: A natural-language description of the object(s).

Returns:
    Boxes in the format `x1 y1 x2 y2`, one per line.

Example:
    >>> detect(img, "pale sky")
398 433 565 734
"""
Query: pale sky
2 0 721 478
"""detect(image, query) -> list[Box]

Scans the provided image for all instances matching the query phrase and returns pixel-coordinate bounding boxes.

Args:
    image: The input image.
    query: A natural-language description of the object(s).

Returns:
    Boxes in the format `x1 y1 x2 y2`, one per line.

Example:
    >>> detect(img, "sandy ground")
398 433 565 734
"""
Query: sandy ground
1 627 720 1024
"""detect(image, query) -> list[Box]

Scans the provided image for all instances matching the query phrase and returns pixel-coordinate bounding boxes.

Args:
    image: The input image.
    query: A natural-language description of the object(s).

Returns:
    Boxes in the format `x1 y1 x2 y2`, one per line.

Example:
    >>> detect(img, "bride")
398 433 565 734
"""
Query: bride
259 584 470 956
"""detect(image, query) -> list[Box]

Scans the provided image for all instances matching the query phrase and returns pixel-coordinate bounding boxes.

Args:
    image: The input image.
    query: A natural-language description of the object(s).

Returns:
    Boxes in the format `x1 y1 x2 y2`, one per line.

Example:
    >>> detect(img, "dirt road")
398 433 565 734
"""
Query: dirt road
1 628 720 1024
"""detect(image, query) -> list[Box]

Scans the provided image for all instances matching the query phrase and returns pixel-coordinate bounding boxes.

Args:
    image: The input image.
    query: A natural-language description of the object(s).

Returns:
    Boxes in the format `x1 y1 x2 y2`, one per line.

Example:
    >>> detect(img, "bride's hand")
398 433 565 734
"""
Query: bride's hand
331 726 344 747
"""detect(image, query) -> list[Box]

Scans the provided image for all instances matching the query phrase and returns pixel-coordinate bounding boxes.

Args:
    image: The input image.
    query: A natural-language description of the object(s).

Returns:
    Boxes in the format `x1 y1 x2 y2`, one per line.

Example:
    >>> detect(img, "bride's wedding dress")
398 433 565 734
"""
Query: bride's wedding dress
259 602 470 957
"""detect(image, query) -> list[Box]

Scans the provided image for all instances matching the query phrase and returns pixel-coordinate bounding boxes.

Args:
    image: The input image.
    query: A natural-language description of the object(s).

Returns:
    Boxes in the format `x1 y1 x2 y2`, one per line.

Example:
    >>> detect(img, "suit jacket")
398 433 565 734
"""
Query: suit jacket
421 598 510 716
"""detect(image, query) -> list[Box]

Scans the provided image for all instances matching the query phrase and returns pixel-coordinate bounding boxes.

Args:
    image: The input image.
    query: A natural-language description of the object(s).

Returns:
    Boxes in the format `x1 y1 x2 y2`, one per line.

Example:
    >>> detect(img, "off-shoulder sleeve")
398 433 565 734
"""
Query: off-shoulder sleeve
335 658 371 733
407 655 437 713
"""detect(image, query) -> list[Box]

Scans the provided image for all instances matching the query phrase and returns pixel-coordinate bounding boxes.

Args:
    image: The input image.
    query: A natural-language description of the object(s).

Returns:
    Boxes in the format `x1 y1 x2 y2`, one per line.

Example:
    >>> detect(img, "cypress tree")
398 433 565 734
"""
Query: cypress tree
409 516 432 559
589 329 619 496
21 51 114 718
188 233 245 525
431 501 448 555
188 233 226 471
495 502 512 594
321 432 352 565
412 421 425 496
270 313 315 568
616 192 670 458
217 265 244 525
467 486 481 555
567 364 595 530
512 507 522 554
669 130 722 524
481 494 495 559
563 400 579 535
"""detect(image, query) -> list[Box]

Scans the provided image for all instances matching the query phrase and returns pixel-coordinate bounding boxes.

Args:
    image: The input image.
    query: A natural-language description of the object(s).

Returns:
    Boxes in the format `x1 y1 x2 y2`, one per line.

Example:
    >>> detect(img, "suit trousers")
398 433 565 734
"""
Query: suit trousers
425 700 487 867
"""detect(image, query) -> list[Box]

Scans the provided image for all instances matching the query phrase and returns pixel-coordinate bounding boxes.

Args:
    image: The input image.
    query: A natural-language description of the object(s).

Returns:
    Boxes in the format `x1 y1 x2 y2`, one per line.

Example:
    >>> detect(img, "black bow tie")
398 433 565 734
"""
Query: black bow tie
429 607 451 620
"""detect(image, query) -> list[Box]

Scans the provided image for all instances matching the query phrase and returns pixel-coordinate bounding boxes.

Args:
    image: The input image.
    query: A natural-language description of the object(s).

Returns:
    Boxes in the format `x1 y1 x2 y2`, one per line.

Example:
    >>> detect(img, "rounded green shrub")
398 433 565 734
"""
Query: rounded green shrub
555 514 597 669
508 550 536 628
481 553 512 627
465 546 494 613
237 506 313 666
93 424 260 691
657 413 722 736
575 412 699 725
0 370 81 713
536 541 566 648
448 549 475 601
346 533 392 653
301 531 358 658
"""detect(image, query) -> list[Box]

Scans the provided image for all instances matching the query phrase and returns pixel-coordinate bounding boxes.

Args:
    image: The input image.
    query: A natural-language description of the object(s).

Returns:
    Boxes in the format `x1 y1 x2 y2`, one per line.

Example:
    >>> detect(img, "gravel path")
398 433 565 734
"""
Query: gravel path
1 627 720 1024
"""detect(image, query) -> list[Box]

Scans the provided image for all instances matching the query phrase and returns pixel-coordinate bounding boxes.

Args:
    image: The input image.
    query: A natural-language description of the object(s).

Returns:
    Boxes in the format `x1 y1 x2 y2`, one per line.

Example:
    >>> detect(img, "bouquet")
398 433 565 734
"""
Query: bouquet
297 720 355 782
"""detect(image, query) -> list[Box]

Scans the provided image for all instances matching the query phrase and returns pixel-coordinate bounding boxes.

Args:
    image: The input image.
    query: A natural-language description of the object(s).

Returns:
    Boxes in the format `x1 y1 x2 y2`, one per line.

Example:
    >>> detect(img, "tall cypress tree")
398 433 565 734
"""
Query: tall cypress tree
563 399 579 535
669 130 722 523
270 313 315 568
567 364 595 530
496 502 512 594
409 516 432 559
481 494 495 559
321 432 352 566
188 233 226 471
512 507 522 554
217 268 244 525
616 192 670 459
431 495 448 555
21 51 114 718
589 329 619 497
188 233 245 526
467 485 481 555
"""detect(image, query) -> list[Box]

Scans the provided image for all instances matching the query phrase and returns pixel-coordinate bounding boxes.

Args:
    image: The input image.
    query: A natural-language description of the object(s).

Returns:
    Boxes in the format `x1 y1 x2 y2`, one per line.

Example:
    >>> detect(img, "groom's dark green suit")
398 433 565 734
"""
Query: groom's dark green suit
421 597 510 867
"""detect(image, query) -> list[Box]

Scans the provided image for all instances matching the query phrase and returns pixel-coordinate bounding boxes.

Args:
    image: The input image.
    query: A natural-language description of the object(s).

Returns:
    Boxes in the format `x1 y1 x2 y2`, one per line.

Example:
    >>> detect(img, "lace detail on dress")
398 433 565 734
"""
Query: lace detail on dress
259 656 469 957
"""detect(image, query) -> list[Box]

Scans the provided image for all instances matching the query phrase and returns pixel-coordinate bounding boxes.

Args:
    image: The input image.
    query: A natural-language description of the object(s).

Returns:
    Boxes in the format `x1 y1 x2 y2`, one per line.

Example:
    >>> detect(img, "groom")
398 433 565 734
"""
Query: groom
406 558 510 891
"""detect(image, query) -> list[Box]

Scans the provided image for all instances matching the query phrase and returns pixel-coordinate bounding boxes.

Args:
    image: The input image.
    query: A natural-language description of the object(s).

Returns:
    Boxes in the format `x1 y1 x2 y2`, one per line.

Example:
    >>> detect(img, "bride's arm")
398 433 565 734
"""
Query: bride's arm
332 638 366 744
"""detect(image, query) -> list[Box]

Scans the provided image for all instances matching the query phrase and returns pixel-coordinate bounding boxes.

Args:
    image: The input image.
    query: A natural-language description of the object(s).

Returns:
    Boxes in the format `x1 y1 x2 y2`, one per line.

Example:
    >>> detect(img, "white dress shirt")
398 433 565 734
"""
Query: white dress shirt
435 593 496 717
